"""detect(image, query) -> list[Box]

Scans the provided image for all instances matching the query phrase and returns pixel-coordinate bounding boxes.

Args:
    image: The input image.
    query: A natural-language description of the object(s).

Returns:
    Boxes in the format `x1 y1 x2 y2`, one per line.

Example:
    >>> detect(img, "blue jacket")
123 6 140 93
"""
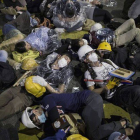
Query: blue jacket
43 129 66 140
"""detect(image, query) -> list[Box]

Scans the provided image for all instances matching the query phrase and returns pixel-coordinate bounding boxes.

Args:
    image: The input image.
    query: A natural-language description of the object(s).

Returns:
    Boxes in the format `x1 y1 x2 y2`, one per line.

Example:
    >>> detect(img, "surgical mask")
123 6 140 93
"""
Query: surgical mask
38 112 47 123
58 58 67 68
30 17 38 27
88 53 98 62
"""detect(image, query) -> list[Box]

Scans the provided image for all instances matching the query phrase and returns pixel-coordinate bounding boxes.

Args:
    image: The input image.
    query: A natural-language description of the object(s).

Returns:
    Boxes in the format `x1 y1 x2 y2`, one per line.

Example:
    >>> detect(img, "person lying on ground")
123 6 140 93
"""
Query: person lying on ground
0 13 44 53
77 45 140 114
21 90 133 140
95 41 140 71
14 27 61 55
85 19 140 48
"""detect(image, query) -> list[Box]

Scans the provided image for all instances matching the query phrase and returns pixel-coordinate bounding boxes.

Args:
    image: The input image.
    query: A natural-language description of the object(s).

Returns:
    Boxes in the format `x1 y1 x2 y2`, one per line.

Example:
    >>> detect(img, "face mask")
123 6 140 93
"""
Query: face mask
38 112 47 123
58 58 67 68
30 17 38 27
88 53 98 62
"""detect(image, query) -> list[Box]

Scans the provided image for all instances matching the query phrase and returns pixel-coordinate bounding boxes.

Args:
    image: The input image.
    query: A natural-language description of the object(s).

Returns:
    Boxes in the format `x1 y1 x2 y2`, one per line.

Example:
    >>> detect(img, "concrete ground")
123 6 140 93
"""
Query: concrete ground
0 0 140 138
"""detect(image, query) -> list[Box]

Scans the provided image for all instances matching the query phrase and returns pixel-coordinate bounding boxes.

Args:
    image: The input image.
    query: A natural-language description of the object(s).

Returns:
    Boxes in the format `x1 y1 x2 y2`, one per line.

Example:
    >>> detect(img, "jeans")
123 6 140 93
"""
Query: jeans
2 24 16 36
108 132 121 140
115 19 140 47
82 92 122 140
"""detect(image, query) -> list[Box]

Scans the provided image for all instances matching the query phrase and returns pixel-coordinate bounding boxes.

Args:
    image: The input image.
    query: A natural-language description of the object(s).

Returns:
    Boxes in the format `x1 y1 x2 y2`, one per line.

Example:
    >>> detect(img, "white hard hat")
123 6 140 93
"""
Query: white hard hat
77 45 93 60
90 23 103 32
82 39 88 45
21 107 39 129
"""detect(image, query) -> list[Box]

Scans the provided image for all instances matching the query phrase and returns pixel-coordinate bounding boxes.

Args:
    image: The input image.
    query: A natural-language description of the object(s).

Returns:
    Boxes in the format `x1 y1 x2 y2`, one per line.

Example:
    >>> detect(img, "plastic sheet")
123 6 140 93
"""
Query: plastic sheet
99 0 117 7
24 27 62 54
47 0 86 31
36 52 73 91
95 28 114 44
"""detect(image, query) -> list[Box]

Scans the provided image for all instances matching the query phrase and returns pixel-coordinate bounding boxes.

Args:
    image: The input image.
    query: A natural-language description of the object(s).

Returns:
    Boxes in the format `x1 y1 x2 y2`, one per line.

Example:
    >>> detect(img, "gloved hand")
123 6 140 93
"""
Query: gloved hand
106 77 121 90
33 76 48 87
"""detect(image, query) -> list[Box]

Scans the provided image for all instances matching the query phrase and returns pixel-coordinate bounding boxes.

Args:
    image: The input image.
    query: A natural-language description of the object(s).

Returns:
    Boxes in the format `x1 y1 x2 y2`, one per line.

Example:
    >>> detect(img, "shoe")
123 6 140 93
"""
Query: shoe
120 12 129 20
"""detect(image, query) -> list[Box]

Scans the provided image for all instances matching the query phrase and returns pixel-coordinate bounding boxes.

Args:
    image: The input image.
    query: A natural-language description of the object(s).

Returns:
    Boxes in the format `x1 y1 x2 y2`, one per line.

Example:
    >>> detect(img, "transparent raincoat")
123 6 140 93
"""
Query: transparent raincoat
36 52 73 91
95 28 114 44
47 0 87 32
24 27 62 54
99 0 117 7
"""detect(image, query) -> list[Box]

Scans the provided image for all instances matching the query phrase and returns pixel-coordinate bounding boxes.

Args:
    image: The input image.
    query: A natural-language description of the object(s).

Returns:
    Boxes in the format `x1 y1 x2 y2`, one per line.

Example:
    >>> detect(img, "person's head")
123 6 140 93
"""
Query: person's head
15 41 31 53
78 45 100 66
65 1 76 18
97 41 112 59
57 52 72 68
0 50 8 63
90 23 102 32
25 76 46 98
22 107 47 128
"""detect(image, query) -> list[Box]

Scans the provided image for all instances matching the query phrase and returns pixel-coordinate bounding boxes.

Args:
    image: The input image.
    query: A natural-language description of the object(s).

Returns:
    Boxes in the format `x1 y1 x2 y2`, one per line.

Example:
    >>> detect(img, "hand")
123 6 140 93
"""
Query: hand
62 126 71 133
15 6 22 11
56 106 64 114
106 77 121 90
32 75 48 87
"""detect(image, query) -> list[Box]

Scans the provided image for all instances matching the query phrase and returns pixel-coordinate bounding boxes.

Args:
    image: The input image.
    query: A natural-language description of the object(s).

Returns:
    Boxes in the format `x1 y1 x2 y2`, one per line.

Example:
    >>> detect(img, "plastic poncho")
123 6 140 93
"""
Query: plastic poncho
24 27 61 54
95 28 114 44
99 0 117 7
48 0 87 32
36 52 73 91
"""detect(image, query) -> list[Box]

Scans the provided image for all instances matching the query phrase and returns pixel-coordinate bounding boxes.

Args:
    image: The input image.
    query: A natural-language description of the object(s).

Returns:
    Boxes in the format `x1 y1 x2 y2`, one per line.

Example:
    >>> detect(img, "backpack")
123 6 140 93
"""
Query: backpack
0 62 17 90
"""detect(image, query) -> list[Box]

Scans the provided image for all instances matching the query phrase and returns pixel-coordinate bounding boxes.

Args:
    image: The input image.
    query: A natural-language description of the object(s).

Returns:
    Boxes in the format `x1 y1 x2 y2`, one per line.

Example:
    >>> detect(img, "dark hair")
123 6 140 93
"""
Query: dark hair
35 13 44 24
15 41 27 53
62 52 72 61
65 3 76 18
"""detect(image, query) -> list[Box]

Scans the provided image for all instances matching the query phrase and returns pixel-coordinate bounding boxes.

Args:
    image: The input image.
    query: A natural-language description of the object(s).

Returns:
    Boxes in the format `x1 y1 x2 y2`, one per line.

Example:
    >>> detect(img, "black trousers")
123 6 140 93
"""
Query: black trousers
112 85 140 110
82 92 122 140
93 8 113 24
122 0 135 16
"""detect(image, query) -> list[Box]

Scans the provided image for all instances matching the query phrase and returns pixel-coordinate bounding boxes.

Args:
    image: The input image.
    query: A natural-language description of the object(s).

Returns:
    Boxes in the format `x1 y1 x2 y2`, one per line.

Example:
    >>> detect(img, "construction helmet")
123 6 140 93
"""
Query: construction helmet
97 41 112 51
67 134 89 140
77 45 93 60
21 58 38 70
25 76 46 98
21 107 39 129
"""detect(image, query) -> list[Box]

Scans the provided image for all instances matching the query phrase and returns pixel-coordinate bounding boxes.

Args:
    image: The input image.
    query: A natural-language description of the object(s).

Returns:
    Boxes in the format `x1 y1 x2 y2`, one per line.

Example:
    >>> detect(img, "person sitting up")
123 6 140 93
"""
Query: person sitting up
86 19 140 48
14 27 61 55
21 90 131 140
2 0 28 21
0 13 44 53
77 45 140 116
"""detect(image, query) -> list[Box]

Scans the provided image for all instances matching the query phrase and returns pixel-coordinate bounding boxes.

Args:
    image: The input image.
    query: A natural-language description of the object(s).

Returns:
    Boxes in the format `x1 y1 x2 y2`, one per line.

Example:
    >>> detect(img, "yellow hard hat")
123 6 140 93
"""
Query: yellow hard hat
25 76 46 98
67 134 89 140
97 41 112 51
21 58 38 70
